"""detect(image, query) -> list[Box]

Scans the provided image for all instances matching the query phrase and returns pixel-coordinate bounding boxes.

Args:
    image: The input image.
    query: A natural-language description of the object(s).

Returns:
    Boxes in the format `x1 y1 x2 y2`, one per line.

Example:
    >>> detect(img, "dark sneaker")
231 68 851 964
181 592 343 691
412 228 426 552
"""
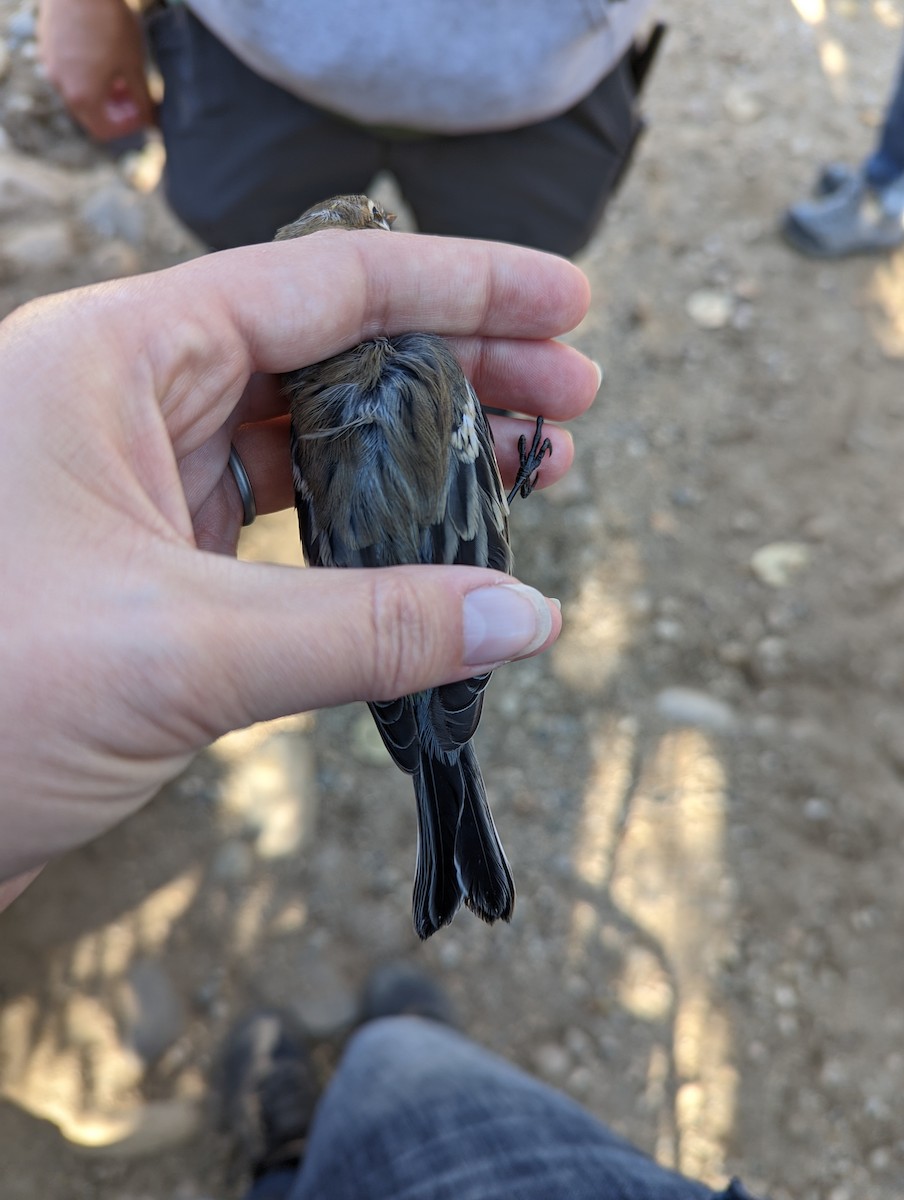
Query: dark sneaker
216 1009 319 1180
359 962 458 1028
782 168 904 258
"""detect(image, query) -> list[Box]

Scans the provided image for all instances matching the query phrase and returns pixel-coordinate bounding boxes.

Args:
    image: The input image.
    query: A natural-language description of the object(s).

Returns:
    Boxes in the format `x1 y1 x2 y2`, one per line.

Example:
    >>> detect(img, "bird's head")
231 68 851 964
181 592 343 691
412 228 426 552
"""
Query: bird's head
275 194 396 240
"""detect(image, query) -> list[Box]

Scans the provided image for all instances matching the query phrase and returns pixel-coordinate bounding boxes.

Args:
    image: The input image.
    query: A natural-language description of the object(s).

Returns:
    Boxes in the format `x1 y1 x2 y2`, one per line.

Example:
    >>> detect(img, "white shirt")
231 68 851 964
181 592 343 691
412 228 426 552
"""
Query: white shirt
184 0 654 134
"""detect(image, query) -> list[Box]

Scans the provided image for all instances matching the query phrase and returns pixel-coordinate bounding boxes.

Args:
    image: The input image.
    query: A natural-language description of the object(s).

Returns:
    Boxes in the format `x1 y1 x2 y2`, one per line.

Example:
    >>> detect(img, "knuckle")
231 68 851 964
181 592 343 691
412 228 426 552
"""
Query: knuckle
367 571 438 700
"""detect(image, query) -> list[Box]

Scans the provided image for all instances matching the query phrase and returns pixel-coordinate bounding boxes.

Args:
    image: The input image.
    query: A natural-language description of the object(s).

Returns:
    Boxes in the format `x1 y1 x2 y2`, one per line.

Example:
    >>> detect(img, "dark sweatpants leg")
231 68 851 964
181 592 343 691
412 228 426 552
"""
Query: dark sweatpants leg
145 8 382 248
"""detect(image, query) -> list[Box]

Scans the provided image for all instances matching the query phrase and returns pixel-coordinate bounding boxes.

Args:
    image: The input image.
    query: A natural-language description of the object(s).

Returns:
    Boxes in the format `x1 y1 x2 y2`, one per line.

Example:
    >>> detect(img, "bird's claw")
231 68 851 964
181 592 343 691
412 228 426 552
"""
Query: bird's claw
507 416 552 505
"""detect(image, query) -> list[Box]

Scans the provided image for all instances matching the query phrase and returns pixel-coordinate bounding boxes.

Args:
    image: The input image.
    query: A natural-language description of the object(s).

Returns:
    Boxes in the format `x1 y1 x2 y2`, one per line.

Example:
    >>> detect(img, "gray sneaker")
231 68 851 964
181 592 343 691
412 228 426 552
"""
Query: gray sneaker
782 168 904 258
814 162 857 197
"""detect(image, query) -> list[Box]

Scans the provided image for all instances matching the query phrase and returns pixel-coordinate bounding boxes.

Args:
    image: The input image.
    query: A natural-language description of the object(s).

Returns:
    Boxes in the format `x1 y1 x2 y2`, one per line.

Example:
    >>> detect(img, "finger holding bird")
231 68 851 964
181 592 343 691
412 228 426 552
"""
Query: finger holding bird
225 409 578 523
224 334 598 522
233 332 599 428
190 226 592 376
187 220 599 534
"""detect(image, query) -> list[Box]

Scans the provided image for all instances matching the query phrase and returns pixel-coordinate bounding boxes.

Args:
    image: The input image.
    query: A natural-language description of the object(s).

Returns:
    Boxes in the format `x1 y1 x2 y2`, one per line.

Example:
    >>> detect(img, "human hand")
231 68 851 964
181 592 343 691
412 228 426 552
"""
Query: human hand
0 231 597 890
38 0 155 141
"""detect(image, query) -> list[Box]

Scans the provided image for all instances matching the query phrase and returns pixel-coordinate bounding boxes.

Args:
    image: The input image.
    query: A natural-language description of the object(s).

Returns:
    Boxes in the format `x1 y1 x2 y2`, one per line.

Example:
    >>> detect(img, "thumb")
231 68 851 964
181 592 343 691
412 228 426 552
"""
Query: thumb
161 555 561 742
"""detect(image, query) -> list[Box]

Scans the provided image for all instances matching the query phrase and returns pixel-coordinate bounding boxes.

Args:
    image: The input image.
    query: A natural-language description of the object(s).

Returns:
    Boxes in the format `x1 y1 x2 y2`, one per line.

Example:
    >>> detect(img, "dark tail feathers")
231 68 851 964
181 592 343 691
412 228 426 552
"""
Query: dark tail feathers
412 742 515 940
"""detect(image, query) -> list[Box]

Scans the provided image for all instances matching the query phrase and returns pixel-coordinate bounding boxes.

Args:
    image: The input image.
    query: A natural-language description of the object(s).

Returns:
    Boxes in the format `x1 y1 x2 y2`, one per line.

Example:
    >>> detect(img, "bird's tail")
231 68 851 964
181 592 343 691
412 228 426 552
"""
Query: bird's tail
412 743 515 940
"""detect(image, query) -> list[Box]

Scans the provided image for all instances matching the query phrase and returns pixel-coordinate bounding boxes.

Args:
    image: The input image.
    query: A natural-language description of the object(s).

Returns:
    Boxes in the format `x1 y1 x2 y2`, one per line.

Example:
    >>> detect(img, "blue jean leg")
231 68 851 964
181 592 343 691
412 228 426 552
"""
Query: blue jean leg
865 47 904 186
262 1017 757 1200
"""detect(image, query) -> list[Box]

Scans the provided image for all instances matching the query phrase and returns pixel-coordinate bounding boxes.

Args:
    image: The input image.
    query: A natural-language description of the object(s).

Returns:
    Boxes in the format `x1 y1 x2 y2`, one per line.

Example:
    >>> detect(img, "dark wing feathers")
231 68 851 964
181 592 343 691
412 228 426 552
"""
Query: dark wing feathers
412 751 467 937
368 698 419 774
454 742 515 924
428 674 489 750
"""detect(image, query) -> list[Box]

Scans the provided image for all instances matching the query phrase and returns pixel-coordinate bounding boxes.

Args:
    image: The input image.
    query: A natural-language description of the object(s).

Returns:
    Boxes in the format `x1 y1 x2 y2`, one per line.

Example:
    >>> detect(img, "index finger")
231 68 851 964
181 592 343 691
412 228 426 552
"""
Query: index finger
166 230 591 373
236 337 600 428
57 231 591 456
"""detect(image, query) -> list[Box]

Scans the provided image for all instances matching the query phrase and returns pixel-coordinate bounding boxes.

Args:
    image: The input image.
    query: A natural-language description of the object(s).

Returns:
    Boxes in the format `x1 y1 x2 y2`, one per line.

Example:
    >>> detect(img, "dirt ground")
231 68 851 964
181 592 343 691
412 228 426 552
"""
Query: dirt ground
3 2 904 1197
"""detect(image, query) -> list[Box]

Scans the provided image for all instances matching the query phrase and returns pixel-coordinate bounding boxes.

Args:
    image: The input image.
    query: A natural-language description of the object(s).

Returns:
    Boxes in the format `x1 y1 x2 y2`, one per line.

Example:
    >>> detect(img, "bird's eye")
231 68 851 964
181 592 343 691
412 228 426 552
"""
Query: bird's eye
369 203 382 221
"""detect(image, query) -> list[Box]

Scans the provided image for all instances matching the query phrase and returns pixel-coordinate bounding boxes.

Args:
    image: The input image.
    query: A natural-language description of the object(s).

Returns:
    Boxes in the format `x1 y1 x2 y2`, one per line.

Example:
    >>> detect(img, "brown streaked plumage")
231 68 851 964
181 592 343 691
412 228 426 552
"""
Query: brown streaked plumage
274 194 395 239
277 195 549 939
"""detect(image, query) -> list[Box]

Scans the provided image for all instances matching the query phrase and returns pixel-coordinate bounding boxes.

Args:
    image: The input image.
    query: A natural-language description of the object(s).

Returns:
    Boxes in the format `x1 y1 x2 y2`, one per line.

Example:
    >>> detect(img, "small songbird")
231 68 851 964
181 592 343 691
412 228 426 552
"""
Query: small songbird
276 195 551 939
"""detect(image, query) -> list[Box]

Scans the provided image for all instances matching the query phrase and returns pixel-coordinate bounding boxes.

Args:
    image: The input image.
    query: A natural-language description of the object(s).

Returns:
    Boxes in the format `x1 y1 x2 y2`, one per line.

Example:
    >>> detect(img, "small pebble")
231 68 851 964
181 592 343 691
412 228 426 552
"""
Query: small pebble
750 542 812 588
533 1043 570 1081
686 289 734 330
803 797 831 822
6 8 36 43
654 687 737 734
653 618 685 644
1 218 72 272
80 183 147 244
722 84 764 124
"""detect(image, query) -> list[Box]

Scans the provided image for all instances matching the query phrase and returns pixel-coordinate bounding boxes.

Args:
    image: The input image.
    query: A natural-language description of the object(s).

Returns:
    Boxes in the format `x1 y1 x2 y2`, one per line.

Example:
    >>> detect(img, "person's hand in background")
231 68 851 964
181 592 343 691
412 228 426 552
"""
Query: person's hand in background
0 231 597 897
38 0 155 141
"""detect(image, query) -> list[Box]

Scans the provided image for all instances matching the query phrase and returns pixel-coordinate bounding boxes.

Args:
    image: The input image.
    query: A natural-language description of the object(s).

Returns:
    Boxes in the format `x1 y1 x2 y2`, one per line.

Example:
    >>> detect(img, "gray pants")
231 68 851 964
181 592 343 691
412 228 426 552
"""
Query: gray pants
146 7 643 254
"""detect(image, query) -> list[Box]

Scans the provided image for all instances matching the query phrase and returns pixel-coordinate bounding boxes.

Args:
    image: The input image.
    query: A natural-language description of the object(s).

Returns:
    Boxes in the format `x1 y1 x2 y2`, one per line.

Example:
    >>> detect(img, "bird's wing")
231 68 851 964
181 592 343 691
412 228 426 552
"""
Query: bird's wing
427 673 490 751
428 377 512 575
290 421 332 568
372 375 513 763
366 696 419 773
369 671 492 774
416 378 511 752
371 381 512 764
291 434 394 569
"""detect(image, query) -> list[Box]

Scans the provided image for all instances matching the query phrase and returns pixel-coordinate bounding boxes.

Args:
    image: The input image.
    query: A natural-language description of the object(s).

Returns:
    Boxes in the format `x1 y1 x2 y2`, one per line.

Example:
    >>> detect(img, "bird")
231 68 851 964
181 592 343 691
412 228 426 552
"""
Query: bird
276 194 551 939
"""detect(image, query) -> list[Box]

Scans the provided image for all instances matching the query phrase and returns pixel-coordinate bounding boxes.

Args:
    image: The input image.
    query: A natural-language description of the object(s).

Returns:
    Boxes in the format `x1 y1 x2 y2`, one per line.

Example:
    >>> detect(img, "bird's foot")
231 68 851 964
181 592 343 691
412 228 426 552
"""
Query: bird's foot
506 416 552 505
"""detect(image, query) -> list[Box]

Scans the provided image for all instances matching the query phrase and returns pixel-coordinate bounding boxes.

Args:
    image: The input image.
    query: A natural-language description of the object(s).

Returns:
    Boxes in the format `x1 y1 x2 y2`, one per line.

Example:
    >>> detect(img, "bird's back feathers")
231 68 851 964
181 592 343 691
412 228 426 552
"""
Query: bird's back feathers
287 333 511 573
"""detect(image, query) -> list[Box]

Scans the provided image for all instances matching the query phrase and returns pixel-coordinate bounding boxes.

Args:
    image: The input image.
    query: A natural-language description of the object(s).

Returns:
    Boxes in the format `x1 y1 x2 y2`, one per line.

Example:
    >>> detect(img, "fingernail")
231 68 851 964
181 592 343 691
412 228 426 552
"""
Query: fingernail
591 360 605 391
105 97 140 124
462 584 554 665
